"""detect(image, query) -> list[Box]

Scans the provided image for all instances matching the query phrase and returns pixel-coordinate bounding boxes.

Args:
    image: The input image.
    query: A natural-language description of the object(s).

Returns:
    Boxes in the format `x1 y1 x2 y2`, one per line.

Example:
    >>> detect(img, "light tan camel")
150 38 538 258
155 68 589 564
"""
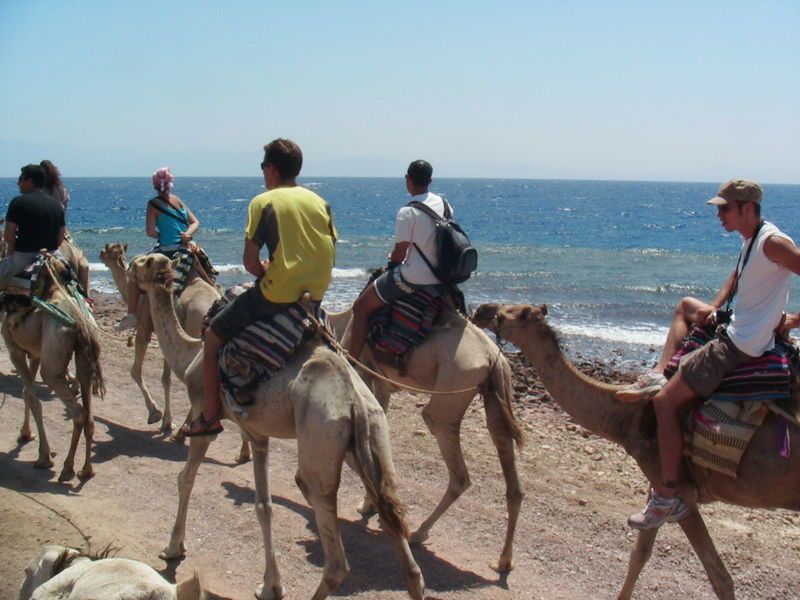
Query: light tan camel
328 305 524 572
132 254 424 600
472 302 800 600
2 259 104 481
20 545 205 600
59 236 90 295
99 243 220 433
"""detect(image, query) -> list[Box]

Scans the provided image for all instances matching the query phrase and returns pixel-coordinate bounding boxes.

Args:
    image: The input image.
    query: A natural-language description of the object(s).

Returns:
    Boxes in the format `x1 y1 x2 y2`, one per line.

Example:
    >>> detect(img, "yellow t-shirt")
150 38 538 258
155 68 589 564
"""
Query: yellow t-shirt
245 186 337 303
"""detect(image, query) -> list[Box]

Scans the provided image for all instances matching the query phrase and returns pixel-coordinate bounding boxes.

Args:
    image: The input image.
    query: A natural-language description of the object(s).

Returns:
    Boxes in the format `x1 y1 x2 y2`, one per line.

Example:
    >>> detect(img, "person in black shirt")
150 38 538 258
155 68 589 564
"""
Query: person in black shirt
0 164 65 290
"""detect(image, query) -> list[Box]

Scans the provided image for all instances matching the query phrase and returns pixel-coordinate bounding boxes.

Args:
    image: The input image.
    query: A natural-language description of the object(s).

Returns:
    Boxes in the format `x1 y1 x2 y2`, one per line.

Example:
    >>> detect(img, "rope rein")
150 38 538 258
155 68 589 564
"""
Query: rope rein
302 306 500 396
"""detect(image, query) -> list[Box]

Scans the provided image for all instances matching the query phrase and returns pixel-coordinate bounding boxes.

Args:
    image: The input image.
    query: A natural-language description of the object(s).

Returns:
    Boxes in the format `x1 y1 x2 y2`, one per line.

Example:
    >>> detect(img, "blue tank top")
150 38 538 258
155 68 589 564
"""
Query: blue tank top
153 199 189 246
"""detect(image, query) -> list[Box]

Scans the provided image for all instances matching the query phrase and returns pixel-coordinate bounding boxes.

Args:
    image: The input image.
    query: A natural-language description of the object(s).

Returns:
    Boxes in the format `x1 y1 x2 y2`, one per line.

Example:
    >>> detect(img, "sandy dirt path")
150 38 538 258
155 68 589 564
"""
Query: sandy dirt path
1 294 798 599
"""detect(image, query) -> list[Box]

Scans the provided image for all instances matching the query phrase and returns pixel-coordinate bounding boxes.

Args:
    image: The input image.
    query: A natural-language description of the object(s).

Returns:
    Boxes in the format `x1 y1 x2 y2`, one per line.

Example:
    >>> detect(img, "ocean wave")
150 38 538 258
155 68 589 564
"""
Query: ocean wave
333 267 367 278
555 321 668 347
89 262 110 272
76 226 126 234
229 198 248 203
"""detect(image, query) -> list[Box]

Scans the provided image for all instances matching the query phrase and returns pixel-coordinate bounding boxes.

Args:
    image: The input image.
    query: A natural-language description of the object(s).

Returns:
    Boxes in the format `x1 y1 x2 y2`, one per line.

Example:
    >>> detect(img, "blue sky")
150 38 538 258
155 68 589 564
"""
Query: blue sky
1 1 798 182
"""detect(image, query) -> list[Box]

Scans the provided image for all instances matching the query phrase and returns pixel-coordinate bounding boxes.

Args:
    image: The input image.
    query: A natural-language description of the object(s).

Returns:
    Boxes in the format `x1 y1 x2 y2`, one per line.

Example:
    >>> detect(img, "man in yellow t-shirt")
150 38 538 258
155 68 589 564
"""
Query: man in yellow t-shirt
182 138 337 436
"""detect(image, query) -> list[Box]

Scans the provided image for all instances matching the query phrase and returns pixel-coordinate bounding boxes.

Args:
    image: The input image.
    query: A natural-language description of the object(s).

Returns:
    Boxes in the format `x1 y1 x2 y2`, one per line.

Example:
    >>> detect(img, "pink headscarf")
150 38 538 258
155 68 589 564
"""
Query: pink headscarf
152 167 175 192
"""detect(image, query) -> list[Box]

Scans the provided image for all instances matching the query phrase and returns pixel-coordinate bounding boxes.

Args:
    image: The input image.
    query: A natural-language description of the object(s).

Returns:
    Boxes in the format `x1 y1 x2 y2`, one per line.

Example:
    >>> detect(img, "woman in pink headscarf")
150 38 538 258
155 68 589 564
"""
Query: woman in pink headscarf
116 167 200 331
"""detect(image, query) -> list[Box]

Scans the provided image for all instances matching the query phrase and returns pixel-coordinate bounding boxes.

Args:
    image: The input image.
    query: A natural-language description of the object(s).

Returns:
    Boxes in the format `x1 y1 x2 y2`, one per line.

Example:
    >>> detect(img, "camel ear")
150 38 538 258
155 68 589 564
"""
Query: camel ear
169 257 181 272
519 305 533 321
539 304 548 317
123 243 128 252
175 570 203 600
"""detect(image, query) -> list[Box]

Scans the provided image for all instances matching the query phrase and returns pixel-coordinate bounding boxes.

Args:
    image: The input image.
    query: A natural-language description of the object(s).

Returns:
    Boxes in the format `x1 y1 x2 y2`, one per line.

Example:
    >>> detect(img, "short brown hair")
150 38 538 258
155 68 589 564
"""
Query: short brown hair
263 138 303 180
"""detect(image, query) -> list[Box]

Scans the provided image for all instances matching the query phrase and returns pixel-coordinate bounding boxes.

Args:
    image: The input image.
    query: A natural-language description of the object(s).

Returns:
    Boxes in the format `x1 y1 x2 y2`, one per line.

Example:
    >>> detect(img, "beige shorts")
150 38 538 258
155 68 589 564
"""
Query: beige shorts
677 330 752 397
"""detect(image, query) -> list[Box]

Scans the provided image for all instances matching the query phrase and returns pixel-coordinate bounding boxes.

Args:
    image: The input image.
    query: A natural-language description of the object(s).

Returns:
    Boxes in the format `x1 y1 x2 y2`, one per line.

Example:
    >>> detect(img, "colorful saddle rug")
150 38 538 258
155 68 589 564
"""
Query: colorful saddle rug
367 287 443 362
665 324 799 477
212 283 326 414
1 253 88 316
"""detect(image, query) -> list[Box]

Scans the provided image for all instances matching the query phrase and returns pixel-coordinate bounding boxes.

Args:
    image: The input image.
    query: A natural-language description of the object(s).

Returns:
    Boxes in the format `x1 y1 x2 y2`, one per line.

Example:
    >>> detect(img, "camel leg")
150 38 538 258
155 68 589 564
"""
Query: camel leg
236 434 251 464
160 358 173 431
7 343 51 467
160 435 213 560
352 384 392 515
410 393 472 544
18 395 33 443
679 509 735 600
40 356 84 482
131 327 163 426
251 441 284 600
483 391 524 572
617 528 658 600
296 470 349 600
73 350 95 480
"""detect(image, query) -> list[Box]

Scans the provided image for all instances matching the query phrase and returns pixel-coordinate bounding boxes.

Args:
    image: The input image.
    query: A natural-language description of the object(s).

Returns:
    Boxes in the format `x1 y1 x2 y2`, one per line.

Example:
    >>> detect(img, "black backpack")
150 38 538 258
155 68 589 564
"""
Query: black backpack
409 199 478 285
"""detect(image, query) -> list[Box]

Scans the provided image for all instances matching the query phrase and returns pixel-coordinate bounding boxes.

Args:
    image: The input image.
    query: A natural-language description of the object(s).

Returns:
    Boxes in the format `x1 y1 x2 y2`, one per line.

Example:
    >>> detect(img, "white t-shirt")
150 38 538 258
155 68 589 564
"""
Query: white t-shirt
727 221 794 356
395 191 448 285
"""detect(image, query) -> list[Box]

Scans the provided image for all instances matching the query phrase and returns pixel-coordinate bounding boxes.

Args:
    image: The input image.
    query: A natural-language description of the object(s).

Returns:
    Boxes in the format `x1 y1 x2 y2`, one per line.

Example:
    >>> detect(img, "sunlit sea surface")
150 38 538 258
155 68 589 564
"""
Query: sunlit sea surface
3 177 798 368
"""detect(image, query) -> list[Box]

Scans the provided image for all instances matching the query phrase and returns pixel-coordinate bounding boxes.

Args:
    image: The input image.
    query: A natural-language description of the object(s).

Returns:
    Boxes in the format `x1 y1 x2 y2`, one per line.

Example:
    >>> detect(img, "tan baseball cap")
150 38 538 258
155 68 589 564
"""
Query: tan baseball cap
707 179 763 206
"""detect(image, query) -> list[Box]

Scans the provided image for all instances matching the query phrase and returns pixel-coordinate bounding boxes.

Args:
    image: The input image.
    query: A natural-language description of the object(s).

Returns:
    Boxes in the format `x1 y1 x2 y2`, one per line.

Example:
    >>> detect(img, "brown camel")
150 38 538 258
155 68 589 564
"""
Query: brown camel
99 242 220 433
2 259 104 481
132 254 424 600
328 305 524 572
472 302 800 600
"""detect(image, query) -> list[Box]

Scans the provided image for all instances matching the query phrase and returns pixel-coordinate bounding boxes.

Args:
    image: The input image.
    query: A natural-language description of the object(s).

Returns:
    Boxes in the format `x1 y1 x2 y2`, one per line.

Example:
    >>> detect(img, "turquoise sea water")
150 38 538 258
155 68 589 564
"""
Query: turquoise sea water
2 177 798 366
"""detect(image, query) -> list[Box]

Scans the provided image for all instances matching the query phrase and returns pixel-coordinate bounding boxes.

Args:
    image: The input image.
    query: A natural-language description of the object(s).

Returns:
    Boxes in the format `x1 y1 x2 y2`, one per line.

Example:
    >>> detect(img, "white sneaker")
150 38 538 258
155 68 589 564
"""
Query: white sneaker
614 371 666 403
115 313 138 332
628 490 690 530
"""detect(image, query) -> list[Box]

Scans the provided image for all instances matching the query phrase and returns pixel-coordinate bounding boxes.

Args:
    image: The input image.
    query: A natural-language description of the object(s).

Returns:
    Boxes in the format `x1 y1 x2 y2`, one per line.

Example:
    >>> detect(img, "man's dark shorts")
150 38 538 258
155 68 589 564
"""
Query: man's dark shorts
209 284 294 343
678 329 753 397
373 266 440 304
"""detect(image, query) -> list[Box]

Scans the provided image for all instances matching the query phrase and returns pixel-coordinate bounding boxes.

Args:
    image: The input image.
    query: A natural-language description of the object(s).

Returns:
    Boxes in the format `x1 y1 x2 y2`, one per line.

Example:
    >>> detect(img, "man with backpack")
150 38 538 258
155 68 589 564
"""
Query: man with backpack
349 159 467 360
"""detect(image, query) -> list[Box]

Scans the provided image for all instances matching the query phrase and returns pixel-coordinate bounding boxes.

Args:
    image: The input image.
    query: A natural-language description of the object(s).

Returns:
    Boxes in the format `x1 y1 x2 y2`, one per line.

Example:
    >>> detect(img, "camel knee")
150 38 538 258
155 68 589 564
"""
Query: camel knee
448 473 471 496
506 487 524 508
255 501 274 525
83 418 95 439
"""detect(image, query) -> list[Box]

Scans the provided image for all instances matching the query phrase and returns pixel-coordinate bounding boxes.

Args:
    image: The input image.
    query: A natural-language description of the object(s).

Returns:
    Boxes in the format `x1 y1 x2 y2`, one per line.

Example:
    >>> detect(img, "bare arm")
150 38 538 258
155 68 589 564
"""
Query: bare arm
764 235 800 276
4 221 17 255
145 204 159 239
181 206 200 241
243 238 268 279
691 269 737 325
389 241 411 265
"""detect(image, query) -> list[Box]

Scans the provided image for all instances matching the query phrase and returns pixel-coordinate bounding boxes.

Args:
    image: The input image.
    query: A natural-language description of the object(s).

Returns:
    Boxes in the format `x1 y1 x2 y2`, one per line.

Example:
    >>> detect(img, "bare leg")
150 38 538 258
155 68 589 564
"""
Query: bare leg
652 375 696 494
126 278 141 315
654 297 714 373
349 285 384 360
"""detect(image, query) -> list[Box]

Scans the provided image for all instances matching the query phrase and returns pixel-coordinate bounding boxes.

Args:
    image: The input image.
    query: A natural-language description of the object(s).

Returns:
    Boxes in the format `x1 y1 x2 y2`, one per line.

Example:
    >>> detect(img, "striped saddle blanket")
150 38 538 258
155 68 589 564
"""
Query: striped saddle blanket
368 288 443 360
666 325 799 477
211 284 324 412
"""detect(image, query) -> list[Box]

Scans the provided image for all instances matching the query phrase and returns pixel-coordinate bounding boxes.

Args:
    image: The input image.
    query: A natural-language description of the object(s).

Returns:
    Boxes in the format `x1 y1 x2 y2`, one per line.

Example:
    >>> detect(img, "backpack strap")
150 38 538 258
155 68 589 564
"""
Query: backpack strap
149 197 189 226
408 199 451 222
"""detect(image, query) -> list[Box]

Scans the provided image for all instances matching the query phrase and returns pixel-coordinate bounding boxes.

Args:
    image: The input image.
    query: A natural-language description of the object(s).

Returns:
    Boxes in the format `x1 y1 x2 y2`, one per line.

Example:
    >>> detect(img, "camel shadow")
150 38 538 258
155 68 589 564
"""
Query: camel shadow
0 372 56 403
0 445 86 495
220 481 498 597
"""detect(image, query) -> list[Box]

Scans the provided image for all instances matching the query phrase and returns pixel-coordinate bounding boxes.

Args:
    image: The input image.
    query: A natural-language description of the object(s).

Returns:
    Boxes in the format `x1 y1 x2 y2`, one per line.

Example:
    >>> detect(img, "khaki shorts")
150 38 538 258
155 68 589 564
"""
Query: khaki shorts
677 330 753 397
373 266 440 304
209 284 294 343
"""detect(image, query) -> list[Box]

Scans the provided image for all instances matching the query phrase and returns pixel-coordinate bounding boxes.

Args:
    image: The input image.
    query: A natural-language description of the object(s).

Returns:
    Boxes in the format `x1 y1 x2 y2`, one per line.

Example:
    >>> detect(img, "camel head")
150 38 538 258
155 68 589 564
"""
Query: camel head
472 303 550 346
19 545 82 600
130 254 178 292
99 242 129 271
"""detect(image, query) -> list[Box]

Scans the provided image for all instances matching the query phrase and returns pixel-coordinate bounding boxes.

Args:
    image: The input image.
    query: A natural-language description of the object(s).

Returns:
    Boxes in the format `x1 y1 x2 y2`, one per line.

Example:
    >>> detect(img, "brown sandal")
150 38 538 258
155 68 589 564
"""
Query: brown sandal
181 413 223 437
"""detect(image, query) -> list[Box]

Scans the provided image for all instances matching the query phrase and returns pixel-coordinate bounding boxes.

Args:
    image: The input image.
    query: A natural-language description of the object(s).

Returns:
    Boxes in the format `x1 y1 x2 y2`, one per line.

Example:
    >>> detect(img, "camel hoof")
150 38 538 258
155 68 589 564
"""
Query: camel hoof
58 468 76 482
147 409 164 425
17 432 35 444
409 529 429 545
77 467 95 481
160 421 175 433
235 452 251 464
255 583 285 600
159 543 186 561
33 458 54 470
490 559 514 573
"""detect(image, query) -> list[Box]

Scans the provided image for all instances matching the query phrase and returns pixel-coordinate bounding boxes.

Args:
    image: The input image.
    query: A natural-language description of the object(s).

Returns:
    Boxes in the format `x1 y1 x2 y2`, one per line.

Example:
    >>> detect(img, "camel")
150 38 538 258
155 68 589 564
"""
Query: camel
472 302 800 600
19 545 206 600
132 254 425 600
328 304 524 572
99 243 220 433
2 259 104 481
59 235 90 296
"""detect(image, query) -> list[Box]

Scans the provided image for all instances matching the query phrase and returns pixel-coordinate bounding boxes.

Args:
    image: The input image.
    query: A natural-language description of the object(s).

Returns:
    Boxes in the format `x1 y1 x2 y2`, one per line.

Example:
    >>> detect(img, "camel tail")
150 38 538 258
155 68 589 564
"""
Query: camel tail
484 353 524 448
350 393 410 540
74 312 106 399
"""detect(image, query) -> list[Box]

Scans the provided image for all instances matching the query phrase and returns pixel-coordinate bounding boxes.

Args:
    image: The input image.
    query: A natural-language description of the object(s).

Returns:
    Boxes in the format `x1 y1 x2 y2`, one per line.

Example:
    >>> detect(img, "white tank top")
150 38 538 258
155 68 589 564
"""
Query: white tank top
727 221 793 356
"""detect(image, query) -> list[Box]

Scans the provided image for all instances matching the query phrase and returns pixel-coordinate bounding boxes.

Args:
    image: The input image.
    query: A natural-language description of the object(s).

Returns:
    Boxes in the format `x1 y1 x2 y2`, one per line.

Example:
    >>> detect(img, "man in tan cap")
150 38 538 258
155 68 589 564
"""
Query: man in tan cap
615 178 800 529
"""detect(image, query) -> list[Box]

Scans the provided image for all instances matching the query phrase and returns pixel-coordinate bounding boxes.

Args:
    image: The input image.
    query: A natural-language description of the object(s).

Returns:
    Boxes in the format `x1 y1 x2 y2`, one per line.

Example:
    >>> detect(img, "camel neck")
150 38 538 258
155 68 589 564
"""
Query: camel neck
146 284 203 378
